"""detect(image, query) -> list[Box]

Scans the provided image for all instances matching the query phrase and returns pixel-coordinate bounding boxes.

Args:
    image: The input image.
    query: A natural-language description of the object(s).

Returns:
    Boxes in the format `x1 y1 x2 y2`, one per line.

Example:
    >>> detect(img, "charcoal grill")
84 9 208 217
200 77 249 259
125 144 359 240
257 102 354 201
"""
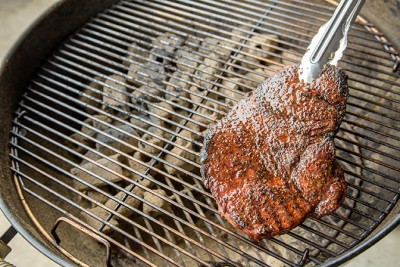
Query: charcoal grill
0 0 399 266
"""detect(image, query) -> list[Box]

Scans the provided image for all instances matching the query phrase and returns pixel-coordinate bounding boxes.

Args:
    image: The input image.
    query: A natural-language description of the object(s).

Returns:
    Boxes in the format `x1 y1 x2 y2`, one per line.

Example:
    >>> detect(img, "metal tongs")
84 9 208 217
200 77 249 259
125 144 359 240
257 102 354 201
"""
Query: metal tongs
299 0 365 83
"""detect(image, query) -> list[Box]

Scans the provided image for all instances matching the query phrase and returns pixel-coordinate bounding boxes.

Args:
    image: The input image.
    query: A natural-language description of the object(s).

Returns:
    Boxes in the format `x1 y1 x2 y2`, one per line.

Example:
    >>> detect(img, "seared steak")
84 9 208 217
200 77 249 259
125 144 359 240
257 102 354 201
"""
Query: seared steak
201 65 348 240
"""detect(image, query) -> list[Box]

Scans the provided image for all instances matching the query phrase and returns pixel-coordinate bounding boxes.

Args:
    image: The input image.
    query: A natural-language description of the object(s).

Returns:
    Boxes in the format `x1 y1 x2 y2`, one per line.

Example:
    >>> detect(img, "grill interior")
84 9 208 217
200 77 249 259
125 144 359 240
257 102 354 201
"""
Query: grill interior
8 0 400 266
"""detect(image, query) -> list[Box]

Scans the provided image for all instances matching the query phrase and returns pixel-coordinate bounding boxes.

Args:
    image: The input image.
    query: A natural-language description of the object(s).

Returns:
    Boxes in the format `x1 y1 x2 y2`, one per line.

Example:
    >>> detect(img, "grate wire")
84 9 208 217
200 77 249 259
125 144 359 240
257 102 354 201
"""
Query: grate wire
9 0 400 266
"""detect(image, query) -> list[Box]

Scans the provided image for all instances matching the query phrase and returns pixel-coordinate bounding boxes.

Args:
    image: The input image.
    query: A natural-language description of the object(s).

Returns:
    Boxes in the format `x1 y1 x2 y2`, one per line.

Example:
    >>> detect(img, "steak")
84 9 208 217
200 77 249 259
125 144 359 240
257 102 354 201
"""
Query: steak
200 65 348 240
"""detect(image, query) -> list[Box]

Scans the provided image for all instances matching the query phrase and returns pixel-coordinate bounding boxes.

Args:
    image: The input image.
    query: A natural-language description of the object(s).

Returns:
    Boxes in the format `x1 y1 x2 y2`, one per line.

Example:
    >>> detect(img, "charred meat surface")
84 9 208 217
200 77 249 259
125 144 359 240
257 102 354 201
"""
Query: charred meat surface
201 65 348 240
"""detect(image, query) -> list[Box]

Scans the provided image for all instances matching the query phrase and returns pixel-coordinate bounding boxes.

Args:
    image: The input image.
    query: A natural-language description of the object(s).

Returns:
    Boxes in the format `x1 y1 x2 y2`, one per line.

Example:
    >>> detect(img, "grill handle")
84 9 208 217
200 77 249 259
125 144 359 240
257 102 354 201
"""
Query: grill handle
51 217 112 267
0 226 16 267
0 257 14 267
0 240 14 267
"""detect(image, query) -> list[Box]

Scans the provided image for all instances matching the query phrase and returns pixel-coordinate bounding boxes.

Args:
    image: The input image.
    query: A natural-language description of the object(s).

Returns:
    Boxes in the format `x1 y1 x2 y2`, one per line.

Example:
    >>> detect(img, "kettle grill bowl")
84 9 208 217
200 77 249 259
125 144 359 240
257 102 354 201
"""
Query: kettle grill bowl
0 0 399 266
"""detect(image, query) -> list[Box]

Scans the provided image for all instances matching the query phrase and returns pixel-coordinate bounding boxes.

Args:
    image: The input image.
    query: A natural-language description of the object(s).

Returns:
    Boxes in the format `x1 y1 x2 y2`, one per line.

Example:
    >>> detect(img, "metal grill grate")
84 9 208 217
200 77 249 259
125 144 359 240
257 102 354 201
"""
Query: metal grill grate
9 0 400 266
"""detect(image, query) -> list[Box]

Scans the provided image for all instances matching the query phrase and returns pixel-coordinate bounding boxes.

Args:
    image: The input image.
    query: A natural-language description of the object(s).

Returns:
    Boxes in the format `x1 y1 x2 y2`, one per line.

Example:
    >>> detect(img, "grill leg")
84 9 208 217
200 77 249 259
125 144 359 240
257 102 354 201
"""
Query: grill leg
0 226 17 245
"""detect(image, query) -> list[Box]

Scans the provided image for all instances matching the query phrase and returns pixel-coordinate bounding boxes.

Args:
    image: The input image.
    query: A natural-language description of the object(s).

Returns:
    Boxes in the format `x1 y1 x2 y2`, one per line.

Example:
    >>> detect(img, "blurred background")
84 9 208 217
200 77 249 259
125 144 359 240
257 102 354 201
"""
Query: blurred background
0 0 399 266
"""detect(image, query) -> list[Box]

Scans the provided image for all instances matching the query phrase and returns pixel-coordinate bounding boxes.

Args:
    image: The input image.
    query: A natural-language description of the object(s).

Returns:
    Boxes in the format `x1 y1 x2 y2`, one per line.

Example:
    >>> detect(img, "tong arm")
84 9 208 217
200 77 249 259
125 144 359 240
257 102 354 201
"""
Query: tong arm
299 0 365 83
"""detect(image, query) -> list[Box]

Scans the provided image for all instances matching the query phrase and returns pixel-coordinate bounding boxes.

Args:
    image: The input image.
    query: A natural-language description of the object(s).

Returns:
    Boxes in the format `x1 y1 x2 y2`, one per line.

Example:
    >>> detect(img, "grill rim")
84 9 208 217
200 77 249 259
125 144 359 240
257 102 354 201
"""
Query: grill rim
0 0 399 266
323 213 400 267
